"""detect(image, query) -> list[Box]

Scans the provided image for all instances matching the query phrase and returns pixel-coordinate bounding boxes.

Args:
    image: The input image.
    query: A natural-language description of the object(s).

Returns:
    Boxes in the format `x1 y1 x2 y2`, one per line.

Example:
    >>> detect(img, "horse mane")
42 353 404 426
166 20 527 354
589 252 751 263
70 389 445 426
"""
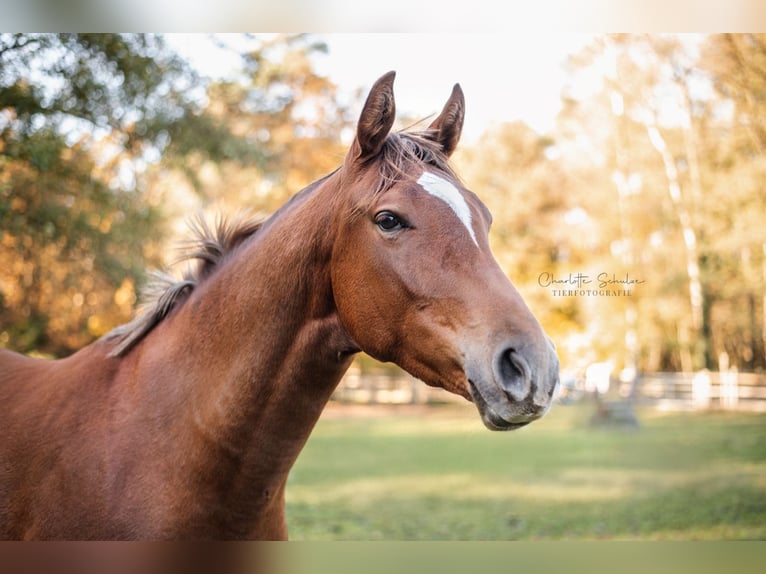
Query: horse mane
106 129 455 358
106 213 263 357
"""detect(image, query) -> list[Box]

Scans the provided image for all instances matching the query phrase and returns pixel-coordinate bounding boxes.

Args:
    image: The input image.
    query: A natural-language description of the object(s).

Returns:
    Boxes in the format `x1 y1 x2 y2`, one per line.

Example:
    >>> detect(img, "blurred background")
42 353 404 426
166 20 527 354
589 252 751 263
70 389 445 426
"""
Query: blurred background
1 33 764 539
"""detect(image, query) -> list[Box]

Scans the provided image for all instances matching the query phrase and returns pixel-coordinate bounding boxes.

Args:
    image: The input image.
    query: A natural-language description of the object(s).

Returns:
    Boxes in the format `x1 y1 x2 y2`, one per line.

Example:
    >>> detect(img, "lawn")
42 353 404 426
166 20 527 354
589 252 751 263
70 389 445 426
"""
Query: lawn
285 401 766 540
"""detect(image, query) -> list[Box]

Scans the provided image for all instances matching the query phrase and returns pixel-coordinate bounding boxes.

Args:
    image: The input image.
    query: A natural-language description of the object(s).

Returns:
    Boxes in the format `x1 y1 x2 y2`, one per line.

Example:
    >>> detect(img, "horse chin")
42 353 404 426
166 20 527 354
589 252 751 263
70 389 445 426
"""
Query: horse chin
468 380 535 432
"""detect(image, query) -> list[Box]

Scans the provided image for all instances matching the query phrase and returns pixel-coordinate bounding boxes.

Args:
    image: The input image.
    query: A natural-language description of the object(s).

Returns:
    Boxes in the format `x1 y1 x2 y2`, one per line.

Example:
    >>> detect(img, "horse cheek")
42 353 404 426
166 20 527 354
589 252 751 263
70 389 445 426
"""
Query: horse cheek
332 251 397 363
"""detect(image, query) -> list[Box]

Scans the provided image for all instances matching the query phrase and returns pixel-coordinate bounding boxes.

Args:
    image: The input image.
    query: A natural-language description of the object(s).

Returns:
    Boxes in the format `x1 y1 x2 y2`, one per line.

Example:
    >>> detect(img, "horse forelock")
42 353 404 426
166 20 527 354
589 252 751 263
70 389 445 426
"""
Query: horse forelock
351 129 461 218
106 213 263 357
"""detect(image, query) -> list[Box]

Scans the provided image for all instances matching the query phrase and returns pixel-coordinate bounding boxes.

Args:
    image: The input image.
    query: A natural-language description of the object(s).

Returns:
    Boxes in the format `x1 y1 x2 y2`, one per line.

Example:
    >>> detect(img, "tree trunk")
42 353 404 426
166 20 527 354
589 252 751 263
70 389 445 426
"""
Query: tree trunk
647 123 706 370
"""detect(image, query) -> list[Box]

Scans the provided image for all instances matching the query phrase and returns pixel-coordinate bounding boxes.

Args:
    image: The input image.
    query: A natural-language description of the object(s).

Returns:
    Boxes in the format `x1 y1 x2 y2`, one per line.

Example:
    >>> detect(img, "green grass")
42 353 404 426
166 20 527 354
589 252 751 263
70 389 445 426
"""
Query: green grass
285 402 766 540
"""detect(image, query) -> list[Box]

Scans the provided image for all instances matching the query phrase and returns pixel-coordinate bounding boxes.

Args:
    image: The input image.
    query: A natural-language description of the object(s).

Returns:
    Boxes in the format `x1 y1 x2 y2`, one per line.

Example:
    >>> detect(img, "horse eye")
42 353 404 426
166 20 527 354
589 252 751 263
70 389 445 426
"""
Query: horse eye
375 211 405 232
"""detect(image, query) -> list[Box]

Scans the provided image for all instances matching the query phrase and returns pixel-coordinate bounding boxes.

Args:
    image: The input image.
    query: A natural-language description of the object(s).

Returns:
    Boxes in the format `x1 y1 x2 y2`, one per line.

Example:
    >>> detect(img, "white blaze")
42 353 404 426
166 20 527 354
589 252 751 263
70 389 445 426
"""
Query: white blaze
417 171 478 247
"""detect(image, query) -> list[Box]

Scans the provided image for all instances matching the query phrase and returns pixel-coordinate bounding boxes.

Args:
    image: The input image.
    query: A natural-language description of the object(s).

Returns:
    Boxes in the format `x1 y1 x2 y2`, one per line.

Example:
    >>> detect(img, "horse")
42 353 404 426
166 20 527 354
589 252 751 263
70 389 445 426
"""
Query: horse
0 71 560 540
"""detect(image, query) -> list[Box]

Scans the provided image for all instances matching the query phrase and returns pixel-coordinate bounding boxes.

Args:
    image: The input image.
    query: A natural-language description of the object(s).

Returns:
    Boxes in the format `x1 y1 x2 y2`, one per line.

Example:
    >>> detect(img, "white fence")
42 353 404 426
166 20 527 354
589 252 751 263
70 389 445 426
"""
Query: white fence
332 367 463 405
637 371 766 412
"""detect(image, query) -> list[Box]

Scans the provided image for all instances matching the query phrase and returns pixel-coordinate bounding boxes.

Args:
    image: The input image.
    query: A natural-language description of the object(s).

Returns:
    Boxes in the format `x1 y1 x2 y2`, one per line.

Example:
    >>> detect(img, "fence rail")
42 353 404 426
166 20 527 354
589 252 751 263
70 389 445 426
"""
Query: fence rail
637 371 766 412
332 369 462 405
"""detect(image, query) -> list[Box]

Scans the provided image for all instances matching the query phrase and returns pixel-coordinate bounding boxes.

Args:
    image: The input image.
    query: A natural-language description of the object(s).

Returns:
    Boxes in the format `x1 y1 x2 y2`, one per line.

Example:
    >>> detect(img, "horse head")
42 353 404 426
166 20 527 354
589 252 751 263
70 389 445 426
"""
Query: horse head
331 71 560 430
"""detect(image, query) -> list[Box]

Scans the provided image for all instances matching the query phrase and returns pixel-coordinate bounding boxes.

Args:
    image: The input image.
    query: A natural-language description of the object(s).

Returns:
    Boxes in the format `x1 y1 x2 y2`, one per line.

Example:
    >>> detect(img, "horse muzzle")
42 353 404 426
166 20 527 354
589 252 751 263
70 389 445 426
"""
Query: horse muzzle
465 337 560 431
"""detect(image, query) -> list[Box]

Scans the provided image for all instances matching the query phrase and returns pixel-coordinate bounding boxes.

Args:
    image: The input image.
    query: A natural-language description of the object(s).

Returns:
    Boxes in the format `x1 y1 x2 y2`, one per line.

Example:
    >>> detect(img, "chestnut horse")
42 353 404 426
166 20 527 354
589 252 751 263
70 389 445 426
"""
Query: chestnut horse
0 72 559 540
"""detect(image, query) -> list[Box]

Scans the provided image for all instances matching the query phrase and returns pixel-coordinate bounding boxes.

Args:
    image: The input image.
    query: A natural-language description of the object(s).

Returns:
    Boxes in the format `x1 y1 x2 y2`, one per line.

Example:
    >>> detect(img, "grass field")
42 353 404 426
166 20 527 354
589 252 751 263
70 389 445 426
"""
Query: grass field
285 401 766 540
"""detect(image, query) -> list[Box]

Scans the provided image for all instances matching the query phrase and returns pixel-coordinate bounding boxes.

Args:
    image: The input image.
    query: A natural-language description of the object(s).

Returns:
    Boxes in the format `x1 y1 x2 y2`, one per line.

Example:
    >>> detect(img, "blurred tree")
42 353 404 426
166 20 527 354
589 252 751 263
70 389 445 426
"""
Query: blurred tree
0 34 263 355
560 35 713 372
698 34 766 371
149 34 352 223
703 34 766 154
558 34 765 373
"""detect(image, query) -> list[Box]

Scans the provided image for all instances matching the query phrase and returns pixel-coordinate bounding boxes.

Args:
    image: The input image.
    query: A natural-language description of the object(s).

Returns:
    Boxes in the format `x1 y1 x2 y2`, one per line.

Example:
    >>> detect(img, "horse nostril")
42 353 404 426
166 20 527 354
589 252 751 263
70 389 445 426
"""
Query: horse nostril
497 348 532 402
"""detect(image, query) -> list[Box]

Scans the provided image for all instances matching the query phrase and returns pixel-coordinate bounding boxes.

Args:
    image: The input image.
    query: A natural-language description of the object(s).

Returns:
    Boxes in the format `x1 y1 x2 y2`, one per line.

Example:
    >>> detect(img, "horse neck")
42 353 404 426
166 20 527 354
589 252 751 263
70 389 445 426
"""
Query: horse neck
130 176 355 531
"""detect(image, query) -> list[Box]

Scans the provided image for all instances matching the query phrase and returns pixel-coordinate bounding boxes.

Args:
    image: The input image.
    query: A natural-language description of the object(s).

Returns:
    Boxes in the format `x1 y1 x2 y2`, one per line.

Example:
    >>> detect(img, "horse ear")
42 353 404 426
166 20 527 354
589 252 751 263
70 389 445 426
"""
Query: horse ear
352 71 396 161
427 83 465 157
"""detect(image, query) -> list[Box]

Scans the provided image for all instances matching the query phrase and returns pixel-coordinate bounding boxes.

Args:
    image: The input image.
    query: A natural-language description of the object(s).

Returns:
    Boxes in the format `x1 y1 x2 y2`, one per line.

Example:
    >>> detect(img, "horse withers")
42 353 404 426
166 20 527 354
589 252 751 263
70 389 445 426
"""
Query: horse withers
0 71 560 540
